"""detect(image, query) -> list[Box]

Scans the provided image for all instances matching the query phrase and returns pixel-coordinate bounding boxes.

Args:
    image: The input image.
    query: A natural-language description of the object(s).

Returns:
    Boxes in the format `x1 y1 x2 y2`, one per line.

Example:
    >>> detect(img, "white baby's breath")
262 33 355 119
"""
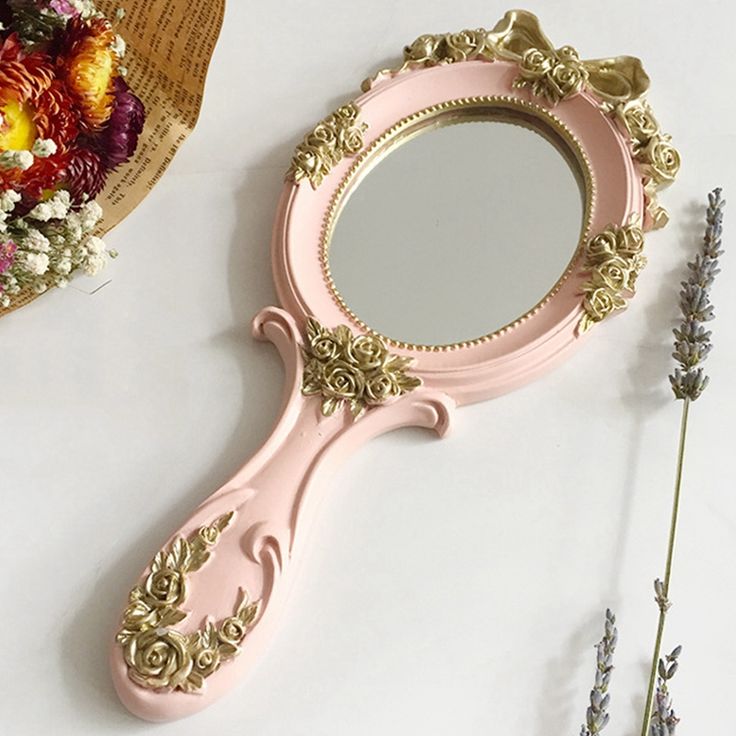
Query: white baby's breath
23 229 50 253
28 190 72 222
0 150 33 171
80 200 103 229
24 252 49 276
5 275 19 294
63 211 84 241
0 179 115 307
85 236 106 255
55 257 73 275
111 34 126 59
70 0 97 19
83 253 107 276
31 138 57 158
0 190 21 211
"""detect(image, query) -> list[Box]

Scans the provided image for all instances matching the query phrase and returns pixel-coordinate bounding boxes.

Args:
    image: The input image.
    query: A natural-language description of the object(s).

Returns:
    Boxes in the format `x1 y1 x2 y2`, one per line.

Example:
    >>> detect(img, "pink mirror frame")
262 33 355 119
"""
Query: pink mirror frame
110 10 678 721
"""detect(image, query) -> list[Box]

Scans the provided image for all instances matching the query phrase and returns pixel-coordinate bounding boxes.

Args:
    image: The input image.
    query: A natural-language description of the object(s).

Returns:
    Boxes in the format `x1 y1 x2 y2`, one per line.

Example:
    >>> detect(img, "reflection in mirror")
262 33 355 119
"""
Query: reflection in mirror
328 116 586 346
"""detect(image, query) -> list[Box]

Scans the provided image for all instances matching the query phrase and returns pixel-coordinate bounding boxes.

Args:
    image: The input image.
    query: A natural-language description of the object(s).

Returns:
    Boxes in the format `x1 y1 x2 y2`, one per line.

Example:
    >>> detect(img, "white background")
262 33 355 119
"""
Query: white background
2 1 735 734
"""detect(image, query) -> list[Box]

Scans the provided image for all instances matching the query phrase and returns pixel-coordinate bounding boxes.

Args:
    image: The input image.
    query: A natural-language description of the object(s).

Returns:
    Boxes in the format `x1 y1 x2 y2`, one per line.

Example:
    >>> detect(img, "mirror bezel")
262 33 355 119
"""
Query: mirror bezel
320 97 595 351
273 58 650 404
273 10 678 405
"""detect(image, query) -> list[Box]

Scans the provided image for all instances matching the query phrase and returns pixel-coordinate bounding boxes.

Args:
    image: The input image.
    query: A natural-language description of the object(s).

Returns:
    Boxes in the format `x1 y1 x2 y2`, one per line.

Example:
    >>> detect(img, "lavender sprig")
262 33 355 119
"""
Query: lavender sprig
640 189 725 736
670 188 725 400
580 609 618 736
649 647 682 736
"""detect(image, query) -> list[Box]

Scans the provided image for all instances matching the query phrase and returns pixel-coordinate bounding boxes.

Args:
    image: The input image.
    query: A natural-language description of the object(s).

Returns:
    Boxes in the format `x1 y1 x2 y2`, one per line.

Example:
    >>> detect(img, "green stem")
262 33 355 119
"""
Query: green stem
640 397 690 736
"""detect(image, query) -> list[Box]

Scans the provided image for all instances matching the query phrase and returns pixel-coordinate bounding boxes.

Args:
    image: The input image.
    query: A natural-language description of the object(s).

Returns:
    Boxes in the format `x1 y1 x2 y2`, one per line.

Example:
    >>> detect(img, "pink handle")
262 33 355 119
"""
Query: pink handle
110 307 454 721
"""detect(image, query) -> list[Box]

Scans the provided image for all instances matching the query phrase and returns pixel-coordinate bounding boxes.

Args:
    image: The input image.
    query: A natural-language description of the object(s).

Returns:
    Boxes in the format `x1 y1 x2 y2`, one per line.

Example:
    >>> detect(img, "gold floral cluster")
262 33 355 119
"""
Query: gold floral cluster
513 45 589 105
302 318 422 419
361 28 497 91
615 101 681 229
116 512 259 693
402 29 497 66
579 221 647 333
287 103 368 189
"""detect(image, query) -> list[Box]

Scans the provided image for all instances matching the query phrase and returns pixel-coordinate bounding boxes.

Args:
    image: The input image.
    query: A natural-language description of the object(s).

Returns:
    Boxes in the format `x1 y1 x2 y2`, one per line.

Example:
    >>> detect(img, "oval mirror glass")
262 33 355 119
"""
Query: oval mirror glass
327 116 586 347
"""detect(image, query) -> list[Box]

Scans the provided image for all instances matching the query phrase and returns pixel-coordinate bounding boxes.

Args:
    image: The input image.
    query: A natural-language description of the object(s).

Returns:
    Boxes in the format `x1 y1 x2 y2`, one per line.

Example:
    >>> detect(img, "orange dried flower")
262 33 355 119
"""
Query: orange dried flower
0 35 63 194
57 16 119 133
17 149 70 201
0 31 54 103
33 80 79 150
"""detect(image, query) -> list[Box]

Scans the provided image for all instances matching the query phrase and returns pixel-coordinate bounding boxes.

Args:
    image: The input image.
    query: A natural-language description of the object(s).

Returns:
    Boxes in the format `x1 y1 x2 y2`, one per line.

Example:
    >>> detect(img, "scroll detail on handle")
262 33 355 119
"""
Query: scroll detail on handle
112 308 454 717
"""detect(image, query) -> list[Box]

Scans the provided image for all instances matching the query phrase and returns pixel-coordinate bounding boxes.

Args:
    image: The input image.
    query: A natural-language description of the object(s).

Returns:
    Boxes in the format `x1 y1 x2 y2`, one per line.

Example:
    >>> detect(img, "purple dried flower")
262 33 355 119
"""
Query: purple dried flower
580 609 617 736
100 77 145 170
48 0 79 15
649 647 682 736
0 240 18 282
669 188 725 400
67 147 108 204
0 239 17 275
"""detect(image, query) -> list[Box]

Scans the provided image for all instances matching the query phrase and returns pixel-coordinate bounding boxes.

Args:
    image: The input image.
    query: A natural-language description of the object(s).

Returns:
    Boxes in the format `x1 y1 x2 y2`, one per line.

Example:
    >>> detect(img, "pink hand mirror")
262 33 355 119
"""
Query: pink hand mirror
110 10 679 721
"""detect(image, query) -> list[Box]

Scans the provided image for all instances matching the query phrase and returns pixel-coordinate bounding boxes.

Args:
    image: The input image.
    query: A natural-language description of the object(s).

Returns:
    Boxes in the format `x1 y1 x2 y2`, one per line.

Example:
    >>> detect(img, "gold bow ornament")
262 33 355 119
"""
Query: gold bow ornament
363 9 680 230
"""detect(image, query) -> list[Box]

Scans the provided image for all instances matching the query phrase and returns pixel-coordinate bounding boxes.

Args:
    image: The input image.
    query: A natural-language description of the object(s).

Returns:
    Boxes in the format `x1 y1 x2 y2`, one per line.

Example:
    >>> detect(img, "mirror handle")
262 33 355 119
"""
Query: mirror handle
110 306 454 721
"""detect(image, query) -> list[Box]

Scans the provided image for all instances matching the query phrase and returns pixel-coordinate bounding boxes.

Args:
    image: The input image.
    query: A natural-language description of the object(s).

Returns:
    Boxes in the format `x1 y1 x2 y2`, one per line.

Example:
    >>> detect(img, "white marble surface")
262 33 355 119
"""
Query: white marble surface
2 1 735 734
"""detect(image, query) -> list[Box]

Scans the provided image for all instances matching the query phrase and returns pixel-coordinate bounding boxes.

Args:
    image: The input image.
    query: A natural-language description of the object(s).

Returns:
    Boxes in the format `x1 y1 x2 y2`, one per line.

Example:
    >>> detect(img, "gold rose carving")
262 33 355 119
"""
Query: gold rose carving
361 28 498 90
301 317 422 419
361 9 679 227
578 220 647 334
615 100 680 229
363 11 649 105
287 103 368 189
116 512 259 693
511 45 588 105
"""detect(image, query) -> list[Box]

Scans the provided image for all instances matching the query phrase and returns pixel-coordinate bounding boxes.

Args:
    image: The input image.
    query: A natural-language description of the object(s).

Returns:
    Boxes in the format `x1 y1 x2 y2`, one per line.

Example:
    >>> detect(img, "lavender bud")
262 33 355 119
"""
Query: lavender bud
669 188 725 401
579 609 618 734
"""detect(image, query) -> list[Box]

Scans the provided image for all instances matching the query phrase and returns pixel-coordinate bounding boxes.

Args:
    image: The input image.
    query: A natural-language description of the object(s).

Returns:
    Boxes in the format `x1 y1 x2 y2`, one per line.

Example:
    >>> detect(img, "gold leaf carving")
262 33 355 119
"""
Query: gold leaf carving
578 220 647 333
116 512 260 693
286 103 368 189
301 317 421 419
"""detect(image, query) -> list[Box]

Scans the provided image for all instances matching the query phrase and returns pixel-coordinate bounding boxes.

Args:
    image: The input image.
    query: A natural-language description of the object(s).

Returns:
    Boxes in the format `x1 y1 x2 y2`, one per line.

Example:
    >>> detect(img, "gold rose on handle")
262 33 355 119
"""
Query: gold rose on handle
124 627 193 691
116 513 260 693
301 318 422 419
